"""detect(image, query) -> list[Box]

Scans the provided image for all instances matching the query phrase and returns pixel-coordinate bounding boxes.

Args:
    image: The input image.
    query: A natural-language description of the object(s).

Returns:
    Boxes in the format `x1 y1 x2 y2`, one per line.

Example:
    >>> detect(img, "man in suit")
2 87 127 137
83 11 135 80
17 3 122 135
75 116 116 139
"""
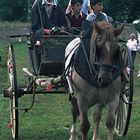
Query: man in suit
31 0 67 36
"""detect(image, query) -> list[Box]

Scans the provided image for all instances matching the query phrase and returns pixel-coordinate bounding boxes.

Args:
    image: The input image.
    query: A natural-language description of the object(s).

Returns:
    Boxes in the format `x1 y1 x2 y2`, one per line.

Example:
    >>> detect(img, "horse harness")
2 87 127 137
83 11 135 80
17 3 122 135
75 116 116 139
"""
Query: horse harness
65 37 124 88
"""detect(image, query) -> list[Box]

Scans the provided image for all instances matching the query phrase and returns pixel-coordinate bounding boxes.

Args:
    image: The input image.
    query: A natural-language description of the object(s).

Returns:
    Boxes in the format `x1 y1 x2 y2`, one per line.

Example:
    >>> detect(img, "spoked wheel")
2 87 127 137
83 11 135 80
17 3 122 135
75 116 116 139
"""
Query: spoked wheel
7 44 19 139
115 45 133 136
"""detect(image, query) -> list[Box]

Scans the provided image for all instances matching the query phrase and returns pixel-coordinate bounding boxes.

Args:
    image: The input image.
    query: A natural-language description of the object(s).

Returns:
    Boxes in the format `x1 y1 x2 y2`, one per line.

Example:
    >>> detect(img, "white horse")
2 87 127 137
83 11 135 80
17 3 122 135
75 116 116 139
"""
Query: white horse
65 21 125 140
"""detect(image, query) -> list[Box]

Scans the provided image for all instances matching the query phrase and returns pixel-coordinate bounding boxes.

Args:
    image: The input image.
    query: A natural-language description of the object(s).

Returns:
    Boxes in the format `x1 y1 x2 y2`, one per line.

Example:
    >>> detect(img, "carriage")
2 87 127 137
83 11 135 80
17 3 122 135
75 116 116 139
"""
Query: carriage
3 23 134 140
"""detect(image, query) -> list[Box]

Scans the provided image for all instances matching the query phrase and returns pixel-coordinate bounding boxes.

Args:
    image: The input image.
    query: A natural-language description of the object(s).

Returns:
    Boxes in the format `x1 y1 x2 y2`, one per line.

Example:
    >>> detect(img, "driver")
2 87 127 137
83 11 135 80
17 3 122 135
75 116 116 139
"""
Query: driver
31 0 68 40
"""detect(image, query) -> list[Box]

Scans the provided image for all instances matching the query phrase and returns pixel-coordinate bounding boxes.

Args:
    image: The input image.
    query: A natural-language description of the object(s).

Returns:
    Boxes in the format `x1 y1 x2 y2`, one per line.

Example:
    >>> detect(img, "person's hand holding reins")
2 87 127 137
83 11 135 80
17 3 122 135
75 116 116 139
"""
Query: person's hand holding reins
43 28 52 34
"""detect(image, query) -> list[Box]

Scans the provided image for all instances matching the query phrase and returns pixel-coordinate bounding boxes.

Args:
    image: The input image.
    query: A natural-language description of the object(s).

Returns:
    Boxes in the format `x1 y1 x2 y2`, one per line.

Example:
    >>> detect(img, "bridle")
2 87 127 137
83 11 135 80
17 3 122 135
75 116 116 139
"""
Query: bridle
93 43 121 73
87 35 124 84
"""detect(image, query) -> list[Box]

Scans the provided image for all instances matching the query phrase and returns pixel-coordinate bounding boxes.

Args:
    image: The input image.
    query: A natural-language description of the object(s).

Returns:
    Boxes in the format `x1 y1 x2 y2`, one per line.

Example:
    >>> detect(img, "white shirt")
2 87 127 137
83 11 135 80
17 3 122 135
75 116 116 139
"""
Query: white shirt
42 0 57 6
126 39 138 51
81 0 90 15
54 0 58 5
86 12 108 22
86 12 97 22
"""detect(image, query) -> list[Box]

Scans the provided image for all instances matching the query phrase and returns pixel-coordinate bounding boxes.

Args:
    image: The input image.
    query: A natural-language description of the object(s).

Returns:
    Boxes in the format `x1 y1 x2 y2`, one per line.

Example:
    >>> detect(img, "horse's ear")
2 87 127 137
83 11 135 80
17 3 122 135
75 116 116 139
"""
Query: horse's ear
94 22 103 35
114 23 125 36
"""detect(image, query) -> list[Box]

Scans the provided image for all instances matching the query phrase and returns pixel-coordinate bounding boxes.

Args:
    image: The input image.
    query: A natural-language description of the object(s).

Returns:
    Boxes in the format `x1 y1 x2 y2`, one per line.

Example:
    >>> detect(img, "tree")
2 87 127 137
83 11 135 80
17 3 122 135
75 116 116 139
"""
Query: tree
105 0 140 22
0 0 140 22
0 0 28 21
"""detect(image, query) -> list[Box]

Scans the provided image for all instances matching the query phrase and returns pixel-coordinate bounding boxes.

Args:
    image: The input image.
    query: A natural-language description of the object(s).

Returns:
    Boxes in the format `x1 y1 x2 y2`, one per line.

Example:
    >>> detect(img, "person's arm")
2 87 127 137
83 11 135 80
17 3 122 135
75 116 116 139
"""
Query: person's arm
102 12 109 21
31 1 41 33
32 1 52 34
86 13 95 22
87 0 92 13
57 5 68 27
65 14 71 27
65 0 73 14
43 29 52 34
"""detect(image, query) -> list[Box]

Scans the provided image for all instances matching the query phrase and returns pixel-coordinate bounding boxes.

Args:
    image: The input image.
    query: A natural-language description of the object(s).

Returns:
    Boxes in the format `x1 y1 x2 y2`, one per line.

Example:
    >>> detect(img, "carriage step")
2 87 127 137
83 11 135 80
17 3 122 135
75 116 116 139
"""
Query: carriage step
3 87 25 98
3 88 12 98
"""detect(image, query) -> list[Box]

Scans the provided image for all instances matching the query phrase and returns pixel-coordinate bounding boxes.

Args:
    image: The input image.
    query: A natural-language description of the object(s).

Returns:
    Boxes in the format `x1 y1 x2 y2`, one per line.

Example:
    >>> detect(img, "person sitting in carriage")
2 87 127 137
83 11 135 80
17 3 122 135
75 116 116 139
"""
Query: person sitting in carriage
31 0 68 44
66 0 87 35
80 0 115 51
66 0 93 16
87 0 108 22
81 0 117 37
81 0 114 35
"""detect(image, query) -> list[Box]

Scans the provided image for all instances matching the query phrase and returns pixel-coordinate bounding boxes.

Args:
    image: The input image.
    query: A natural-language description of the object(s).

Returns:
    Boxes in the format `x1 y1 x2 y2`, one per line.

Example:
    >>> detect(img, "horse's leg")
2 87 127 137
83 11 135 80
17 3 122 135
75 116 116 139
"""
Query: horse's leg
79 103 90 140
106 96 119 140
69 97 79 140
92 104 103 140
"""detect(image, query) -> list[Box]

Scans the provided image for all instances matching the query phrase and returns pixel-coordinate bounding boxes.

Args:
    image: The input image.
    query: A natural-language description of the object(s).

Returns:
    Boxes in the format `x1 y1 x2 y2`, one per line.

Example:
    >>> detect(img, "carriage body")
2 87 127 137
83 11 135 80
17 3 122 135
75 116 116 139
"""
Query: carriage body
3 29 134 139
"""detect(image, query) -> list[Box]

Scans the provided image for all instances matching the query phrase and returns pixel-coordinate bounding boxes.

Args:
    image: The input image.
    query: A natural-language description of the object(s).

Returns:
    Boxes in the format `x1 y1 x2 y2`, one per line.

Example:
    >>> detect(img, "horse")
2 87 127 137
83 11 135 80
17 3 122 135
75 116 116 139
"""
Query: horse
65 21 125 140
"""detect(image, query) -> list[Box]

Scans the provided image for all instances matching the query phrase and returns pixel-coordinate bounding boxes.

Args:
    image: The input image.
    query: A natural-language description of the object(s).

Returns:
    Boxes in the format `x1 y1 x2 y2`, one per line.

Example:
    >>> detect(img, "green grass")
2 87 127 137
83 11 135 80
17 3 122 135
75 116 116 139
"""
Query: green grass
0 21 28 27
0 41 140 140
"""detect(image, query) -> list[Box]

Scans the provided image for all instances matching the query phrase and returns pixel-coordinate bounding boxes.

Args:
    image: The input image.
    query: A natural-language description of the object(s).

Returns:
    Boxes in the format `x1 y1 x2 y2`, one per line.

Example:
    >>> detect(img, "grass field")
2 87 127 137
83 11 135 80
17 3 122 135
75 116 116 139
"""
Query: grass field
0 40 140 140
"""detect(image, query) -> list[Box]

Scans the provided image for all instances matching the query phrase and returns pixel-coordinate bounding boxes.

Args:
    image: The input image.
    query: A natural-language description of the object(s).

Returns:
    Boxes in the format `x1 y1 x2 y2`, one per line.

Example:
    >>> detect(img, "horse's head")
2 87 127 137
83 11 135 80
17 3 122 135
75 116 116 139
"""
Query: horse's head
90 21 125 87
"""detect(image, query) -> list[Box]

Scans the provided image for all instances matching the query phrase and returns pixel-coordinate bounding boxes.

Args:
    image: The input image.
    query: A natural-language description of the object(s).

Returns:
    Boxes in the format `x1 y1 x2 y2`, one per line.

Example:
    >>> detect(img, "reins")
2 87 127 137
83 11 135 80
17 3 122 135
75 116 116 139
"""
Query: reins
37 0 44 32
80 39 96 78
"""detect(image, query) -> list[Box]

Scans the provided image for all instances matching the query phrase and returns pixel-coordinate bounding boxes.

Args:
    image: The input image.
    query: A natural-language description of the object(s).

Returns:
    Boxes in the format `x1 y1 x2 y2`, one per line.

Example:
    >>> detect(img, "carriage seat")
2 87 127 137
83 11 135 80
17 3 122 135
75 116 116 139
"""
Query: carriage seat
39 61 64 76
29 35 76 76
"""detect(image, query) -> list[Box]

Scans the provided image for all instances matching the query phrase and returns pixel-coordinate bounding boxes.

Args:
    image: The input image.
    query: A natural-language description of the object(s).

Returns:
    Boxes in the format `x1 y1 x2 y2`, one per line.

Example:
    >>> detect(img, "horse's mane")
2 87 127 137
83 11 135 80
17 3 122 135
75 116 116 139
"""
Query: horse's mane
89 21 114 48
97 21 114 29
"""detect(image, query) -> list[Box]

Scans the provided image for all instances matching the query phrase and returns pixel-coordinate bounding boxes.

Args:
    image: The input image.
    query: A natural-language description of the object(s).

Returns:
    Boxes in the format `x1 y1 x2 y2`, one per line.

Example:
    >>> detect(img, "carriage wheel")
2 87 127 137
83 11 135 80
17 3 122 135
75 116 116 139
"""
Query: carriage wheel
8 45 19 139
115 45 133 136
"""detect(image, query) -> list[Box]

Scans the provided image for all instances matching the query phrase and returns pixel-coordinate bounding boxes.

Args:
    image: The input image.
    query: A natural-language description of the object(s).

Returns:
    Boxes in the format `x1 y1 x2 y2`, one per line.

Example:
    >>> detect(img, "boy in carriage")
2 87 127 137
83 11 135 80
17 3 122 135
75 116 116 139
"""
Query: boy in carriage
86 0 108 22
66 0 92 16
31 0 68 43
82 0 115 34
66 0 87 35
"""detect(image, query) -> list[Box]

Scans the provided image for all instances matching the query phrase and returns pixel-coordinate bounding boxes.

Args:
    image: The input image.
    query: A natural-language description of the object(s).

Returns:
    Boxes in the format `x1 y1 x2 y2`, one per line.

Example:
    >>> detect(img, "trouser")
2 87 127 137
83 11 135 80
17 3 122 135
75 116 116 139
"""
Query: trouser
131 51 137 68
33 29 44 44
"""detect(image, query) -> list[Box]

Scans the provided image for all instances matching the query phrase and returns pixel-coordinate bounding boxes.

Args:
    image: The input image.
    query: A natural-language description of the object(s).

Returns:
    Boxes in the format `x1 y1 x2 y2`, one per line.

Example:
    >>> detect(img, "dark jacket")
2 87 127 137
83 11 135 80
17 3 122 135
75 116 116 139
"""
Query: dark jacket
31 0 67 33
66 12 87 28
